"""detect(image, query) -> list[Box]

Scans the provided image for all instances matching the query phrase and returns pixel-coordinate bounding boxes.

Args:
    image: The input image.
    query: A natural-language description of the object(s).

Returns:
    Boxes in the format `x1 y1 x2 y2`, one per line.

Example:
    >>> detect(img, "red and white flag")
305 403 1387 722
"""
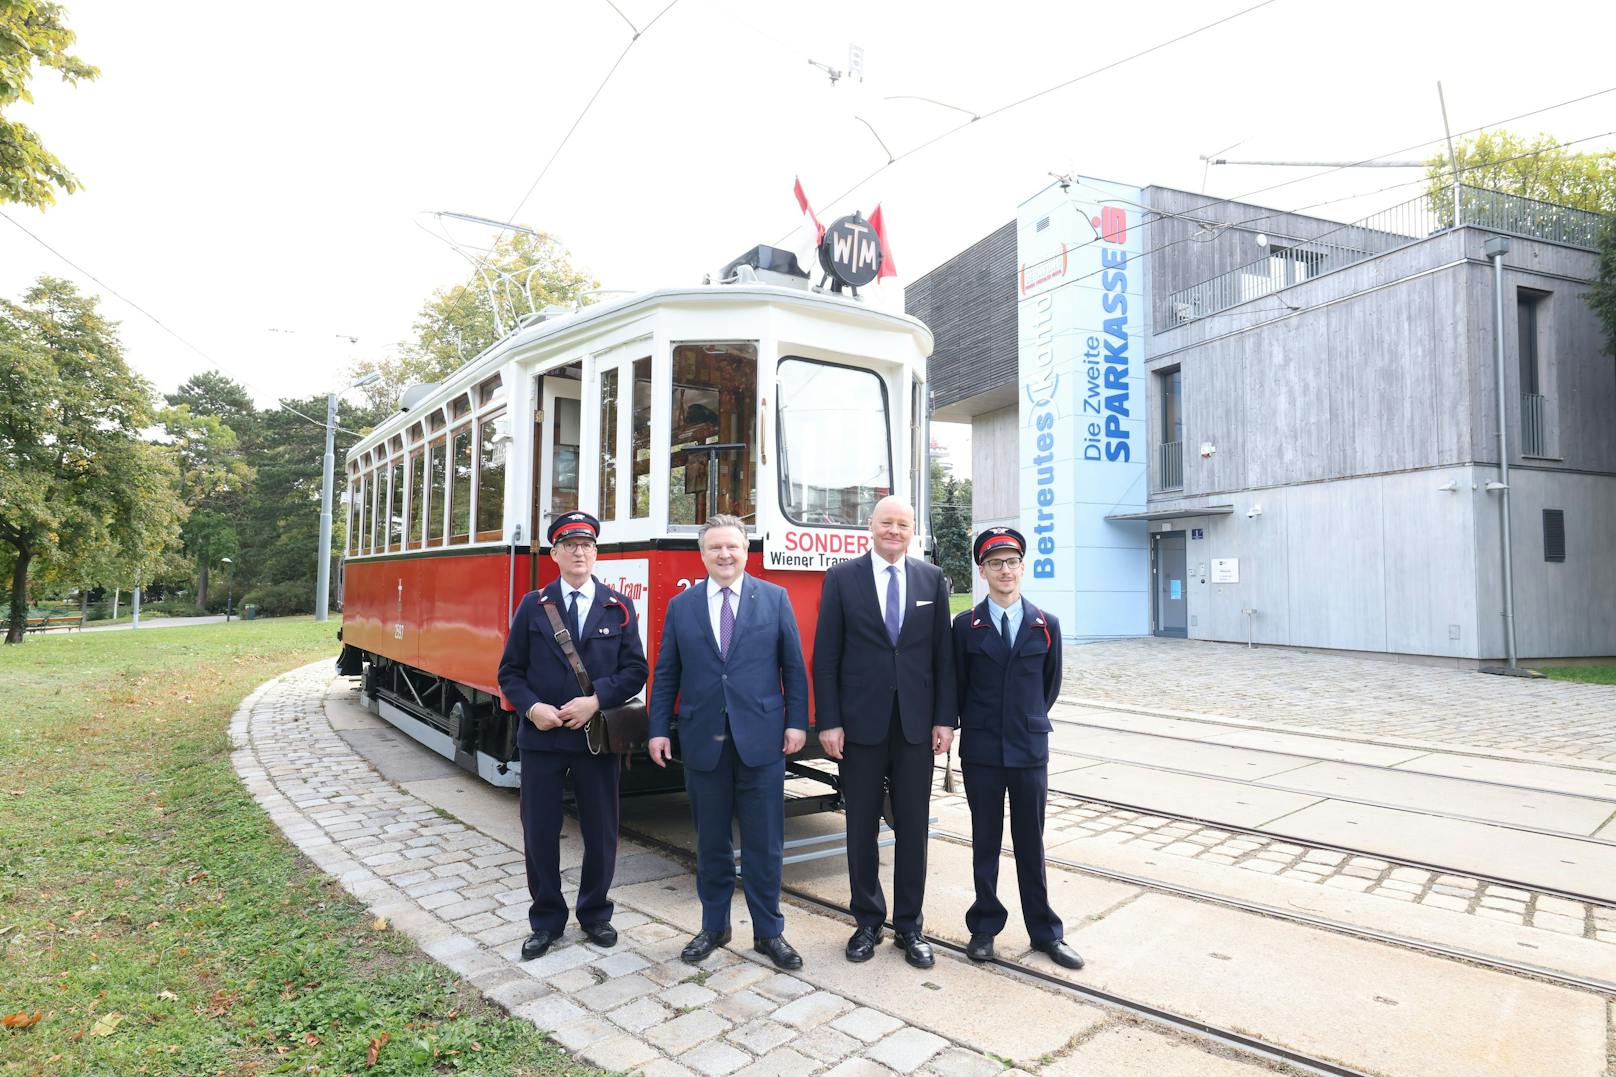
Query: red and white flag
793 176 825 243
869 203 898 281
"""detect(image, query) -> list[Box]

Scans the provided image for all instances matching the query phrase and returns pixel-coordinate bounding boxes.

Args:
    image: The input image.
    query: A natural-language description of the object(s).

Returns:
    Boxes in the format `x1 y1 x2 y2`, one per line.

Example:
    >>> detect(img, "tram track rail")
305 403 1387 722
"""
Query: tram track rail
613 816 1381 1077
1036 782 1616 909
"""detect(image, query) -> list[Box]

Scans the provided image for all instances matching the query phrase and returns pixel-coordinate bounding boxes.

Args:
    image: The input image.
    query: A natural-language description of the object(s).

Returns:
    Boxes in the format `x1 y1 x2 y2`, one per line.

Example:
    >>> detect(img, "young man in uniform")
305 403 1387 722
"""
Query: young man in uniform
950 526 1083 970
498 512 648 961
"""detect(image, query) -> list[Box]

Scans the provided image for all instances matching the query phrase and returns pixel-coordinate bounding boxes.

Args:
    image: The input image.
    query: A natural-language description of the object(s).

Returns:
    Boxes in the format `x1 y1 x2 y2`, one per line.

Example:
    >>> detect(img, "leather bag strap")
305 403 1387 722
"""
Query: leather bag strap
541 599 594 696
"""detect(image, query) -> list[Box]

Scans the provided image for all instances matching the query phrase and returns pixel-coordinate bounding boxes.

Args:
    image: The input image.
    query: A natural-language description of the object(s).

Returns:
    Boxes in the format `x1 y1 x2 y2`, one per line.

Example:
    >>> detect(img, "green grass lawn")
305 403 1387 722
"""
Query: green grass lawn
0 619 587 1076
949 593 973 616
1540 665 1616 685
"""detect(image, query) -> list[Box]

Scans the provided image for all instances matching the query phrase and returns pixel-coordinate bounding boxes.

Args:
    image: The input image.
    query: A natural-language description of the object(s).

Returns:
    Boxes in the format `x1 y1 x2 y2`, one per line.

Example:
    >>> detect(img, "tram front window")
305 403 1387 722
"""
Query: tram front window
776 358 893 527
669 342 757 527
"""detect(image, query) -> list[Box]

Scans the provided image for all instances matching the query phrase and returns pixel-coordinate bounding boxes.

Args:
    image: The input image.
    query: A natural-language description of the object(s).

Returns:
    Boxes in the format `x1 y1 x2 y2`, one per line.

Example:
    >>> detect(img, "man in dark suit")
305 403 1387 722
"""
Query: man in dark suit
498 512 648 961
952 527 1082 970
648 514 810 969
813 496 955 968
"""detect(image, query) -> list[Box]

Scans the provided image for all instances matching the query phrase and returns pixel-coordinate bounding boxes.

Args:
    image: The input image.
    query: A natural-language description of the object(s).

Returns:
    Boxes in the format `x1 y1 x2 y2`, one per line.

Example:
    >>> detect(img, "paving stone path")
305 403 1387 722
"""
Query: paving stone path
230 662 1098 1076
1060 638 1616 764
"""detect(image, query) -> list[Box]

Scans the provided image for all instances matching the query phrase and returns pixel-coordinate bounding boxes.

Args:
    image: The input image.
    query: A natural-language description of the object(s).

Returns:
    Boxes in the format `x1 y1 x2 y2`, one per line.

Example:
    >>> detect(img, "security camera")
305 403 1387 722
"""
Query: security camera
1246 505 1263 518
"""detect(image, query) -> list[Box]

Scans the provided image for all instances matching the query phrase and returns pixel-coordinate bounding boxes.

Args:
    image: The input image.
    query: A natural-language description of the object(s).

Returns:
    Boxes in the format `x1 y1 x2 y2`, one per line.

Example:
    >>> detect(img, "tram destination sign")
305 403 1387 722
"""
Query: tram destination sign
764 526 873 571
818 213 882 291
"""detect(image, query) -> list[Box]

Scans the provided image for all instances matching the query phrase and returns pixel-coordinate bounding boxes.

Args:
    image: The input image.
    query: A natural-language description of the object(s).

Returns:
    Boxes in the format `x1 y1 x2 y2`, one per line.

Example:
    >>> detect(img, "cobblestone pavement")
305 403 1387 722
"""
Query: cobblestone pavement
232 662 1123 1077
1036 797 1616 944
1060 638 1616 764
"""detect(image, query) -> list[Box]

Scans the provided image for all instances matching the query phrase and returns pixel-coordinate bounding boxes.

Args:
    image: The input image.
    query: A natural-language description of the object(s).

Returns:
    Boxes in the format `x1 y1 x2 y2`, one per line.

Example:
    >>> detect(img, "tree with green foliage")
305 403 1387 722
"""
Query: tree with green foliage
1 1 98 207
929 459 973 593
1425 129 1616 219
1590 222 1616 359
0 277 182 642
351 230 596 411
158 403 254 609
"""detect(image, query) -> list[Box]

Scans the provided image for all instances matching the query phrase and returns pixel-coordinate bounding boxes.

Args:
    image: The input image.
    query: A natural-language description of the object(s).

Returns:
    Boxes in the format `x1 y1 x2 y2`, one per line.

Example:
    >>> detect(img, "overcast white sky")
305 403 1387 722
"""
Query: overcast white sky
5 0 1614 467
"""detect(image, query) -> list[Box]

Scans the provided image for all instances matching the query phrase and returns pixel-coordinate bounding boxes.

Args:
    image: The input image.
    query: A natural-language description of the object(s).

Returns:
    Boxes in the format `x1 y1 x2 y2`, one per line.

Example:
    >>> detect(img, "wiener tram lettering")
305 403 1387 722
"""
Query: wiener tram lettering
336 257 933 794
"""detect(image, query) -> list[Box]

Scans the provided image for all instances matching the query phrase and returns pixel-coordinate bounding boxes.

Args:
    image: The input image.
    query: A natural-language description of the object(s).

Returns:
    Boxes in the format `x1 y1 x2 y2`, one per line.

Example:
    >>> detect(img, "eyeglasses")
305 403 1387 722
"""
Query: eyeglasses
982 557 1022 571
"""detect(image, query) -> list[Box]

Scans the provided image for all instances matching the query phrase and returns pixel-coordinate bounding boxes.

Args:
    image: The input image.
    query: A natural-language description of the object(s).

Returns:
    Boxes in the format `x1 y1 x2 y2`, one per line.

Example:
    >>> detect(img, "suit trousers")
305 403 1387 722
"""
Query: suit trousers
684 724 787 937
961 761 1062 944
839 700 933 935
519 748 620 935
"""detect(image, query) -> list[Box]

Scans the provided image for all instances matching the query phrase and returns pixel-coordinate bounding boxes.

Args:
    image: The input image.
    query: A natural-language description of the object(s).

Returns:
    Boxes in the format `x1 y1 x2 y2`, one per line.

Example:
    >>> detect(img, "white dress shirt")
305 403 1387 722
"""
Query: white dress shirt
987 595 1023 645
871 552 906 630
560 577 596 626
705 574 745 650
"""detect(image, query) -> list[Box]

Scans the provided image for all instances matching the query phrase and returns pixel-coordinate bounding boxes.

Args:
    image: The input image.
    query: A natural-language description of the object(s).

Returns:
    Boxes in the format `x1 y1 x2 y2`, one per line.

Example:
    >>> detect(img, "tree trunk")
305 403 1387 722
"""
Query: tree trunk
6 544 31 644
79 588 89 622
111 588 120 620
197 561 209 611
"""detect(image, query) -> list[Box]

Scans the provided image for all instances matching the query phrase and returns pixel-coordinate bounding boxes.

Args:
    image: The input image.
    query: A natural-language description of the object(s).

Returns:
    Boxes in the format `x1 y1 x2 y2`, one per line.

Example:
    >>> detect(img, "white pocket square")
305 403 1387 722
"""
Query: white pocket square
916 600 934 607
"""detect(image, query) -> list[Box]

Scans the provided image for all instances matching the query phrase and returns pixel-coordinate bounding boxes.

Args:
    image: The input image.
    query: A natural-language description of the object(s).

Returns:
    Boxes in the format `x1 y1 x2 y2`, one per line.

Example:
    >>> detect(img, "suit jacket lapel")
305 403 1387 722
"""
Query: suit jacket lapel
857 553 887 638
973 599 1010 665
578 580 608 646
692 580 723 663
1011 598 1048 658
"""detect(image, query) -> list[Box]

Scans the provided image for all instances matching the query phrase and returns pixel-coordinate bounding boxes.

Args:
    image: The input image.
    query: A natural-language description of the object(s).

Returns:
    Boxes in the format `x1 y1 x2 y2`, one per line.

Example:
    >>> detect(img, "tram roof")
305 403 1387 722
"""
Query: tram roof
346 283 933 461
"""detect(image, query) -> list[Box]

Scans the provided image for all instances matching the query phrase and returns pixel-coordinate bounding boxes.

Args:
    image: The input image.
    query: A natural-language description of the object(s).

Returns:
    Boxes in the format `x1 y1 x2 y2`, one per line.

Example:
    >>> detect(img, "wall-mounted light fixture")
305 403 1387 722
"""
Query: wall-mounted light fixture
1437 480 1458 493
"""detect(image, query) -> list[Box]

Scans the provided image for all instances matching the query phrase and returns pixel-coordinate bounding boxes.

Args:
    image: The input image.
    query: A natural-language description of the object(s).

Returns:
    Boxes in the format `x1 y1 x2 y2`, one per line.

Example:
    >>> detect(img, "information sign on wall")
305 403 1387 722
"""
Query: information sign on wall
1211 559 1240 584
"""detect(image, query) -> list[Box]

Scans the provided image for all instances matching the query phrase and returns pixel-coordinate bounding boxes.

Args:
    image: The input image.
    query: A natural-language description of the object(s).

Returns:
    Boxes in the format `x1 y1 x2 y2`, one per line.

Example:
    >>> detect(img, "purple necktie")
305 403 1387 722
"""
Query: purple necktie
884 566 901 645
719 586 735 659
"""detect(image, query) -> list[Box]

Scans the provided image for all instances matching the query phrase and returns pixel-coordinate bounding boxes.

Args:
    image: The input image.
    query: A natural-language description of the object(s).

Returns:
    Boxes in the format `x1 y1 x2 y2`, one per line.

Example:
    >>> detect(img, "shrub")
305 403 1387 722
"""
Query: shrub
241 582 313 617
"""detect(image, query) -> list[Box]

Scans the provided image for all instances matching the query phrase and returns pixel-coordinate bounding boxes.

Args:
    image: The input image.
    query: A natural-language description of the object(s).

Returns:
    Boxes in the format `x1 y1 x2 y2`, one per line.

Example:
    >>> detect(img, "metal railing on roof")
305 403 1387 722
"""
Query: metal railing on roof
1160 185 1608 331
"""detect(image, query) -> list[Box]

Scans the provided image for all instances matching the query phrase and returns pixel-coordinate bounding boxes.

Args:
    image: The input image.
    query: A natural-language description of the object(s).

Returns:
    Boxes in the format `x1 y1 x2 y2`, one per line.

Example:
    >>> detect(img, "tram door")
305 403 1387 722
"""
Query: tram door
531 367 583 590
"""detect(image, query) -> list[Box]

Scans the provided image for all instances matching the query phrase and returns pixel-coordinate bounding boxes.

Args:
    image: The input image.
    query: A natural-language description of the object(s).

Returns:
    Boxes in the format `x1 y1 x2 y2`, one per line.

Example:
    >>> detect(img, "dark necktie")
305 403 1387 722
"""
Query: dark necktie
719 586 735 659
567 589 582 642
1001 610 1012 647
884 565 901 645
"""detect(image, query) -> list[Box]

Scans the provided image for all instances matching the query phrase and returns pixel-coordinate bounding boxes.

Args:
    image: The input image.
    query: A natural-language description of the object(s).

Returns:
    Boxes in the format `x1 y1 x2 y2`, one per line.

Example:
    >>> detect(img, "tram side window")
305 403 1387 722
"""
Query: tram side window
426 438 446 547
551 397 580 516
449 426 473 544
476 410 505 541
349 471 361 555
776 358 892 527
407 449 424 550
668 342 757 527
631 358 652 519
368 465 381 553
389 459 405 550
599 368 619 522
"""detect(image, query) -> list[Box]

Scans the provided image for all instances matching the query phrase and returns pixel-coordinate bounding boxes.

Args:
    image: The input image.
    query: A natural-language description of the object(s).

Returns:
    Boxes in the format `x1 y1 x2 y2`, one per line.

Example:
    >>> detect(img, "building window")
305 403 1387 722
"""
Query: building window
599 367 619 522
1543 509 1565 563
476 411 506 541
669 343 757 527
448 426 473 544
1158 367 1183 491
776 357 890 527
1518 289 1547 456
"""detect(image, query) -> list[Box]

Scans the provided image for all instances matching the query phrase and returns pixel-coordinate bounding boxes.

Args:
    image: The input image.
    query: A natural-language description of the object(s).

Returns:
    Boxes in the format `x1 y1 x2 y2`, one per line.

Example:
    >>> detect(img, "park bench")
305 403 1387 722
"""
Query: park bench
24 614 86 633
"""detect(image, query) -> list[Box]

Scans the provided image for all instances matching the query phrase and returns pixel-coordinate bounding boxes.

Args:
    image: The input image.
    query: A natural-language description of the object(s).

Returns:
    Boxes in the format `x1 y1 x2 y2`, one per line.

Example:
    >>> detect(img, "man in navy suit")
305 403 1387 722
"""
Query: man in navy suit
952 527 1082 970
649 514 810 968
813 496 956 968
498 512 648 961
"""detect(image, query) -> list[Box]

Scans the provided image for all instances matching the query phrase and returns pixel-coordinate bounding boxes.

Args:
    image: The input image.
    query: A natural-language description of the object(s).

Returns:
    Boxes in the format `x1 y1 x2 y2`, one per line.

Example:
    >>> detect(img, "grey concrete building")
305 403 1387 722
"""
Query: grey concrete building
912 180 1615 662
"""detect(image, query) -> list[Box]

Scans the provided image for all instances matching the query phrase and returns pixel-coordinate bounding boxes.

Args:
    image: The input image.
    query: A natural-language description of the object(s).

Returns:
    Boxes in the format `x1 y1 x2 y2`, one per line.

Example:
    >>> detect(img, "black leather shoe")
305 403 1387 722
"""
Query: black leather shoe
894 931 935 968
520 930 554 961
582 921 617 947
680 927 731 964
845 925 881 963
965 933 995 962
1034 939 1085 969
753 935 803 971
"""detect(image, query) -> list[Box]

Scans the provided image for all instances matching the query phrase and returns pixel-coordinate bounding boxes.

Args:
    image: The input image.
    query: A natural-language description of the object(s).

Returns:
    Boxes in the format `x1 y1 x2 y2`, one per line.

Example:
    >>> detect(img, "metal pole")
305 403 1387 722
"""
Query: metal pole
316 391 338 621
132 582 141 629
1437 82 1462 228
1486 238 1518 667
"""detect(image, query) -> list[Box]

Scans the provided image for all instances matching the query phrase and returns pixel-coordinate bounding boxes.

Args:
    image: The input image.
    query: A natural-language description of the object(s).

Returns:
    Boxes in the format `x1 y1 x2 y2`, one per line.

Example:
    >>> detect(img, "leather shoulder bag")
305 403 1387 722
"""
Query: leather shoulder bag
540 600 649 756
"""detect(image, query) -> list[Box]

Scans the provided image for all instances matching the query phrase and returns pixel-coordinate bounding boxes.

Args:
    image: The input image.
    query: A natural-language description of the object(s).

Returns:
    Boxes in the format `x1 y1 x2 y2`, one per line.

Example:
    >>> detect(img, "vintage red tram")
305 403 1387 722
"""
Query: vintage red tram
337 249 934 790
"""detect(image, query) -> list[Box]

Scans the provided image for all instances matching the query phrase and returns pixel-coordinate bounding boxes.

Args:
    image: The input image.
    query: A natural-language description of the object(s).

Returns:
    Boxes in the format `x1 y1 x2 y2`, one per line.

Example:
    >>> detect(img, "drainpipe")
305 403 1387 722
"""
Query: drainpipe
1483 235 1517 668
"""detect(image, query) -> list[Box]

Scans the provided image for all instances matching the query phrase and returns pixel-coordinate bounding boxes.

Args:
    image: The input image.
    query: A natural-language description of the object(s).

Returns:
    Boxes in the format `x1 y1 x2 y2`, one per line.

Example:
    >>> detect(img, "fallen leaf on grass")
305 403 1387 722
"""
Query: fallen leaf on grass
5 790 23 797
155 991 178 1002
367 1031 390 1067
185 871 208 885
370 917 388 932
2 1011 43 1030
89 1013 123 1037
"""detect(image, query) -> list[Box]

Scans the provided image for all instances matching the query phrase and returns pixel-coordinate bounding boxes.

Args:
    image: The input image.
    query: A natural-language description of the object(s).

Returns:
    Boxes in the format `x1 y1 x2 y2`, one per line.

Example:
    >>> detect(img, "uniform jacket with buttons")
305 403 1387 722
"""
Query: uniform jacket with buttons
498 578 648 754
951 598 1062 768
649 575 809 772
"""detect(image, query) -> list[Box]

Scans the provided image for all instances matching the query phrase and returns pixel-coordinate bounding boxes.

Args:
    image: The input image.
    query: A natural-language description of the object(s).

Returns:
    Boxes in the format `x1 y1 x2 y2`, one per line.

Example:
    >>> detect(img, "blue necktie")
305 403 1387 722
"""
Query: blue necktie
567 590 582 642
1001 610 1012 647
884 566 901 645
